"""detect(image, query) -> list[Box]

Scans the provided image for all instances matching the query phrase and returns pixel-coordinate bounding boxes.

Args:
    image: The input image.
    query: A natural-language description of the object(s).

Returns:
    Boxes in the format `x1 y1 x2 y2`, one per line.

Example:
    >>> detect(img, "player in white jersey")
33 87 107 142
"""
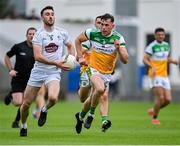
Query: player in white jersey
75 13 128 131
143 28 178 125
20 6 75 137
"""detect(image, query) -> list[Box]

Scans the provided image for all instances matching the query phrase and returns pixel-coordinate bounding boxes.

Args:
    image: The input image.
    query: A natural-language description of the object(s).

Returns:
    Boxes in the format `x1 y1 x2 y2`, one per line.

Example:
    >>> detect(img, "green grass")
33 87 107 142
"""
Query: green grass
0 101 180 145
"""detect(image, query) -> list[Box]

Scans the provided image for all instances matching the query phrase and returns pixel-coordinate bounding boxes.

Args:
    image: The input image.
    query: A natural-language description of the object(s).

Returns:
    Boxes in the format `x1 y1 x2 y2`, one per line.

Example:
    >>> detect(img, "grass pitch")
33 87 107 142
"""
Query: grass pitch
0 100 180 145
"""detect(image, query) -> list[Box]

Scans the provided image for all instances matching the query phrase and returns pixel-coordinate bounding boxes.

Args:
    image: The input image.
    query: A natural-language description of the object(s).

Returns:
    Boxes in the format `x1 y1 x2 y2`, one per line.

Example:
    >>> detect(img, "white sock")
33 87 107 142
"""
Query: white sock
41 106 47 112
89 113 95 118
21 123 27 129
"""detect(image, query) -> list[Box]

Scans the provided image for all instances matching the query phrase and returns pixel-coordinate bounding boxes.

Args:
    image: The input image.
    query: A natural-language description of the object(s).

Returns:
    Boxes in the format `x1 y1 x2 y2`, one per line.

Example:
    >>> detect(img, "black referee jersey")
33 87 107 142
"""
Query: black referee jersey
7 41 35 80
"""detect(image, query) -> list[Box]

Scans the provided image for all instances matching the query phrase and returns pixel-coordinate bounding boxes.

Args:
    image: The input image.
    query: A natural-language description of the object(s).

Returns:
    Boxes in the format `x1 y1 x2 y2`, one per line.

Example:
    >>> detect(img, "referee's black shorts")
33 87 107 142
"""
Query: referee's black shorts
11 77 29 93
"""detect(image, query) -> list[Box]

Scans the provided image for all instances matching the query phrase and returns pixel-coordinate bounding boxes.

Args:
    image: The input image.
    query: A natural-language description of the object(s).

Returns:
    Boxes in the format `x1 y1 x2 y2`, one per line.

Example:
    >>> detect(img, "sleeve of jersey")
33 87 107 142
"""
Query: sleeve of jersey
63 30 71 45
84 28 92 40
6 44 17 57
82 41 91 51
82 43 88 51
168 43 171 54
32 32 42 46
145 44 152 55
119 36 126 47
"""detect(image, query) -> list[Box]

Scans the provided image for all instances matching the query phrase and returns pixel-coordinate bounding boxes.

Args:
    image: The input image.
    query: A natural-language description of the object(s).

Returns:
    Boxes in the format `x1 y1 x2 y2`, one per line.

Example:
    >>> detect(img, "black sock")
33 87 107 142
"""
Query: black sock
153 115 157 119
14 108 20 122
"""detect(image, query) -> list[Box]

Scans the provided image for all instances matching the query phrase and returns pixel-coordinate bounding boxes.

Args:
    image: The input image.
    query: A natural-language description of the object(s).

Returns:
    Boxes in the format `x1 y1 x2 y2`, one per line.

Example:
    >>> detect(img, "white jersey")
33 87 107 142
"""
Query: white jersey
32 26 71 72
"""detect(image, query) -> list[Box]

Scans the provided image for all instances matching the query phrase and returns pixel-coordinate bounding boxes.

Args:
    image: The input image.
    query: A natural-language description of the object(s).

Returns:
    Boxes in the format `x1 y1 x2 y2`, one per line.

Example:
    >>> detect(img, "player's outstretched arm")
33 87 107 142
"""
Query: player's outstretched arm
168 57 179 65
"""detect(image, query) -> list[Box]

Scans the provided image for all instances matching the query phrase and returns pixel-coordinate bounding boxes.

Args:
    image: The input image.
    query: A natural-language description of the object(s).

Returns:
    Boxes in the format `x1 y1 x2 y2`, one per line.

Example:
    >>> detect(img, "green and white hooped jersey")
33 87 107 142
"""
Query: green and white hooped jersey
145 40 170 60
82 40 91 53
145 40 170 77
84 28 126 74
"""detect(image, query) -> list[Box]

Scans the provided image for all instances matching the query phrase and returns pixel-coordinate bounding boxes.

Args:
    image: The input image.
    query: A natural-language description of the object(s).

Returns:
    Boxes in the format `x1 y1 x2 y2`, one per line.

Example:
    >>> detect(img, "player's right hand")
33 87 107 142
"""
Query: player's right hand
9 69 18 77
78 57 88 66
114 39 121 49
55 60 71 71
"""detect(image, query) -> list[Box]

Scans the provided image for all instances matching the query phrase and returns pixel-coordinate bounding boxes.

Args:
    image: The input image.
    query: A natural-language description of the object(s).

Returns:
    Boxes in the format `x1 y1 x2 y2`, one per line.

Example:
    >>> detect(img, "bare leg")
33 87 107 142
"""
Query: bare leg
21 85 40 124
11 92 23 128
83 74 105 129
161 89 172 108
153 87 164 118
90 74 105 111
12 92 23 106
100 89 109 117
37 81 60 127
46 80 60 110
33 85 46 118
78 86 91 103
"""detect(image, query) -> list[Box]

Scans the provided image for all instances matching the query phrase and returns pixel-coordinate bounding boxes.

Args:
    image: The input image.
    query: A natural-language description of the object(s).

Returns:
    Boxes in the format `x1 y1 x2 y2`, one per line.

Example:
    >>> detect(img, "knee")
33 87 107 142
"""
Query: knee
13 102 22 107
48 96 58 105
12 99 22 106
96 87 105 96
165 98 171 104
80 98 86 103
79 95 87 103
21 101 31 111
78 90 89 103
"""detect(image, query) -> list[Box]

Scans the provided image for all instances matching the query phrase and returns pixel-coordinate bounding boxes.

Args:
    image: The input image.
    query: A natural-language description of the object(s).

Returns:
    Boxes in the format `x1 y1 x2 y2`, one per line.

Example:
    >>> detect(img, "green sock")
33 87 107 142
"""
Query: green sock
89 106 96 115
80 110 87 119
102 116 108 123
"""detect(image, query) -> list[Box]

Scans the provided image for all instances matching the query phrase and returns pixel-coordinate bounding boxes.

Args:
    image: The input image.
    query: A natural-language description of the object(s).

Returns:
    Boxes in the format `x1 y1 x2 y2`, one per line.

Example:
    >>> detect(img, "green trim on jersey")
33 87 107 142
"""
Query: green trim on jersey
120 43 126 46
152 43 170 53
89 30 125 45
82 44 89 50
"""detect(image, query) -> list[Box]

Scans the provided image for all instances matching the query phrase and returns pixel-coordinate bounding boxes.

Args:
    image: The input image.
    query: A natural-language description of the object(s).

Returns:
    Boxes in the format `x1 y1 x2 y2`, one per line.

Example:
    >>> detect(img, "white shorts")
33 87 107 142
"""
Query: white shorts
149 77 171 90
28 68 61 87
79 71 90 87
86 67 112 88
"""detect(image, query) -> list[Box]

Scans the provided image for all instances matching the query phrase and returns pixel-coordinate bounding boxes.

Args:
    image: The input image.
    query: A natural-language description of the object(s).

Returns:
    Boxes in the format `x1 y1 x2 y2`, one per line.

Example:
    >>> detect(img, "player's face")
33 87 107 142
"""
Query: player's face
42 9 55 26
155 31 165 43
26 29 36 44
100 19 114 36
95 18 102 29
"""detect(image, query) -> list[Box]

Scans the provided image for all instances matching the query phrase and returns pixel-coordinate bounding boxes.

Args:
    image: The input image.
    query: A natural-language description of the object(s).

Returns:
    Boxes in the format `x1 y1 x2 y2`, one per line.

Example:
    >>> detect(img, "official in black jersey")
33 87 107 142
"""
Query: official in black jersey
4 27 37 128
7 40 35 92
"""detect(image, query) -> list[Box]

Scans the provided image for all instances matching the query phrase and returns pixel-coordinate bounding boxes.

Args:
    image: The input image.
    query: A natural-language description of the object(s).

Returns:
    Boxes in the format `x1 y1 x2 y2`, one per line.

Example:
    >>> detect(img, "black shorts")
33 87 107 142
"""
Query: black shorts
11 77 29 93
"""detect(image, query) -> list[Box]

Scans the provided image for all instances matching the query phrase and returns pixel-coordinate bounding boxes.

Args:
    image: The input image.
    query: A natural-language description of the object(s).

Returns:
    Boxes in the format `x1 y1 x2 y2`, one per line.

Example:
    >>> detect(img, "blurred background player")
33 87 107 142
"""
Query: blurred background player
20 6 75 137
4 27 37 128
75 13 128 132
143 27 179 125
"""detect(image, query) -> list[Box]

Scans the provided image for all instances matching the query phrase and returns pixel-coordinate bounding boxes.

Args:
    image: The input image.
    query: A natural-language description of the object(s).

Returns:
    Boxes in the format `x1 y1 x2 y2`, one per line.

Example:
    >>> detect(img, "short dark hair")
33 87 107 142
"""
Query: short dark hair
101 13 114 23
95 15 102 20
40 6 54 16
155 27 165 34
26 27 37 35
